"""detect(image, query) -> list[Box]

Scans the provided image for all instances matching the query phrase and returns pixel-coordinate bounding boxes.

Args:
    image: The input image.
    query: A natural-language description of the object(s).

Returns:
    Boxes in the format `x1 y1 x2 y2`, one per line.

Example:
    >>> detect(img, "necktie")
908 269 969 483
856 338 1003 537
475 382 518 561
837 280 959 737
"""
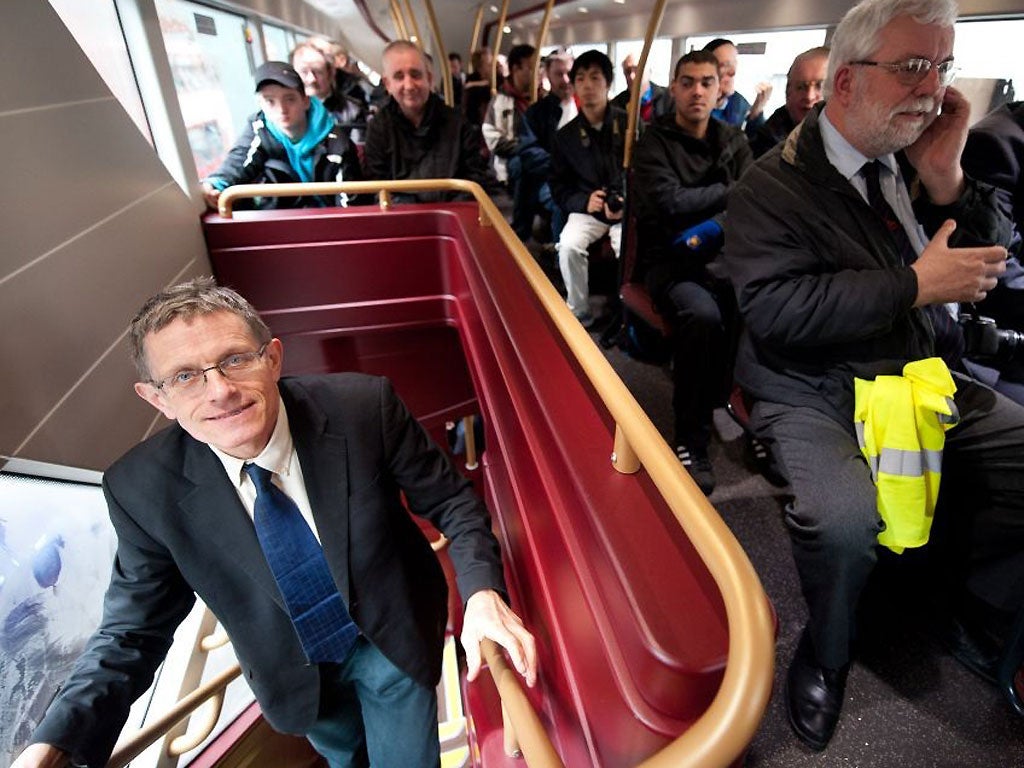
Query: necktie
245 463 359 663
861 161 964 367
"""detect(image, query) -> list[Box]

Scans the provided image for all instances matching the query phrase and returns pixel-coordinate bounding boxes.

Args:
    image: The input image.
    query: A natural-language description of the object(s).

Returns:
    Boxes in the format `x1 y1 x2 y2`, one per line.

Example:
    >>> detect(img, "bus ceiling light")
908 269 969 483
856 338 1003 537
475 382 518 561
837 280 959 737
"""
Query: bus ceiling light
578 6 589 13
503 25 511 33
490 4 498 12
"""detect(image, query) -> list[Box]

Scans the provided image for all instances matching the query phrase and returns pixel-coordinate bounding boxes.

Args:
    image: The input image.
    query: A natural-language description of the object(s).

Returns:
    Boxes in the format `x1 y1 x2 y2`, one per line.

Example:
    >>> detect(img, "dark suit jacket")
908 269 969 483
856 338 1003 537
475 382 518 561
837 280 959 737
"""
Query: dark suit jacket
32 373 506 767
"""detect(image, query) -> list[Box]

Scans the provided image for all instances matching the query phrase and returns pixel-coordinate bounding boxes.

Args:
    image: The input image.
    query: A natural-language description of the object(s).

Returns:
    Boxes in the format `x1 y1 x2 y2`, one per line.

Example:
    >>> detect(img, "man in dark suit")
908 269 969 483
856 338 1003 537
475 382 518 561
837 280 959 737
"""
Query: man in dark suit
13 278 536 768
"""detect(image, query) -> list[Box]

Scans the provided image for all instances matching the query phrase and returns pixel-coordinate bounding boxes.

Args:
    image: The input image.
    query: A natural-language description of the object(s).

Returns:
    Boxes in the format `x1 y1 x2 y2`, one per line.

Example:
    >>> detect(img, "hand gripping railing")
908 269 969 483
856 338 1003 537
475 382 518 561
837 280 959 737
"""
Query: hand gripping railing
216 178 775 768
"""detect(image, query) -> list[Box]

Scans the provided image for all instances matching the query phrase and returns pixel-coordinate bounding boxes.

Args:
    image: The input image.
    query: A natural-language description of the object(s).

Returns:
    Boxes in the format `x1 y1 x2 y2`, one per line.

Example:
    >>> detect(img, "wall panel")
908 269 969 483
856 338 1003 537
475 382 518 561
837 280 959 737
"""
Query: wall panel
1 0 211 471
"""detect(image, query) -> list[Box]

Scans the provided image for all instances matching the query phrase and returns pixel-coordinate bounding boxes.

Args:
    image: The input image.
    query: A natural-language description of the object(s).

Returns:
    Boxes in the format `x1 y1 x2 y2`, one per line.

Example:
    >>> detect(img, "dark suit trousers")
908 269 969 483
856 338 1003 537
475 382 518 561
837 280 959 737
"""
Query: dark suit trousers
752 376 1024 669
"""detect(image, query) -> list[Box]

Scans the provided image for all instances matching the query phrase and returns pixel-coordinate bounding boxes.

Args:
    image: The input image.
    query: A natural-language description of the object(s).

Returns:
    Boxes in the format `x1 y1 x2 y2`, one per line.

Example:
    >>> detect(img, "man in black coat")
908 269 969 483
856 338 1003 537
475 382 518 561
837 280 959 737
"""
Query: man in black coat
13 278 536 768
724 0 1024 751
749 47 829 158
363 41 500 204
632 50 752 495
962 100 1024 334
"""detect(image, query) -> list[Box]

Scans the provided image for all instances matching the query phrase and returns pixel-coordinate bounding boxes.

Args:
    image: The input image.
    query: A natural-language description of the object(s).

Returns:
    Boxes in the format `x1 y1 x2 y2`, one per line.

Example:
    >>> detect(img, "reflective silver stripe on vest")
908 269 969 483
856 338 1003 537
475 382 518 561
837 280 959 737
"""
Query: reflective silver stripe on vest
855 421 942 479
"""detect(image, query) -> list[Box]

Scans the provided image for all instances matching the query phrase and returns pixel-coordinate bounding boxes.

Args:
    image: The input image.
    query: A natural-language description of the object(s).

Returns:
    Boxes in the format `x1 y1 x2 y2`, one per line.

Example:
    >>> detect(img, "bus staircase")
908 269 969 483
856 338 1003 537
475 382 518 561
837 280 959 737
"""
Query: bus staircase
106 180 775 768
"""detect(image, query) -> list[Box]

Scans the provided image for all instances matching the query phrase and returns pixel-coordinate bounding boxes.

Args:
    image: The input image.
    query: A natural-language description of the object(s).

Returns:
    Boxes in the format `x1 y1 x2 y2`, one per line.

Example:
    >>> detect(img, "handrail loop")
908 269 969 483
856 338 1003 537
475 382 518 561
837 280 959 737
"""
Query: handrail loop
388 0 408 40
421 0 453 107
531 0 557 105
491 0 511 95
212 178 775 768
623 0 669 170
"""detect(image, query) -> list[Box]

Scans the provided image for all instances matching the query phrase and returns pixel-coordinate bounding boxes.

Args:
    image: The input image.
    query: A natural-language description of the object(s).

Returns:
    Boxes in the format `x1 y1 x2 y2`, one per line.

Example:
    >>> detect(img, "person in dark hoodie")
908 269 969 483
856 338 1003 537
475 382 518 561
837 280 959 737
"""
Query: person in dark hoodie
632 49 752 494
201 61 362 211
363 40 499 205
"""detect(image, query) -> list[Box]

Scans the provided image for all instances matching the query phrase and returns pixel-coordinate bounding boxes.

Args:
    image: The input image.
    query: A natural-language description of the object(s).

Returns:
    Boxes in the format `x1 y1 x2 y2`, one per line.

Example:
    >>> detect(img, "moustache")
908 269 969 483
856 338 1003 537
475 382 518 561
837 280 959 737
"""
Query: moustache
893 98 936 116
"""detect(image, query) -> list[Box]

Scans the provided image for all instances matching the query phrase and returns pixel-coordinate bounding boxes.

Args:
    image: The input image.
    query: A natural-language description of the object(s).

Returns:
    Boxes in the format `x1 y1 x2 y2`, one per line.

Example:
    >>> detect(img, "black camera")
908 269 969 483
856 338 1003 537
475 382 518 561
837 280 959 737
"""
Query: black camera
959 313 1024 364
603 186 625 214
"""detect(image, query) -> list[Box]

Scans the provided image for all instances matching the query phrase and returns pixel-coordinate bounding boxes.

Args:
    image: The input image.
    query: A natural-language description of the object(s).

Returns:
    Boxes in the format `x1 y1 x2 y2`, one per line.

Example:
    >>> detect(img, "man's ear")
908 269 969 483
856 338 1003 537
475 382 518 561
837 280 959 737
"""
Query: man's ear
831 67 853 107
134 382 176 420
264 338 284 380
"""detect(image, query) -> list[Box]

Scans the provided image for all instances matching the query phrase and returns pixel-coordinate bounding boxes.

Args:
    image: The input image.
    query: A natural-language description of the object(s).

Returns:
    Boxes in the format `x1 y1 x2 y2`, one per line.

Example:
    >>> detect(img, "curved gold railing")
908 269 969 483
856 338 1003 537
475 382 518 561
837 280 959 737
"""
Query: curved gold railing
216 178 774 768
106 664 242 768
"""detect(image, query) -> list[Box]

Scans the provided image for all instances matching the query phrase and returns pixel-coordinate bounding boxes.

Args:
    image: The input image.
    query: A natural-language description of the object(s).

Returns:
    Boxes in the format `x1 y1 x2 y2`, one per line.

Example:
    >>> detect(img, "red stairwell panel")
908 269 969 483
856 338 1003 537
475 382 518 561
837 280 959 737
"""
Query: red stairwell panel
203 204 732 767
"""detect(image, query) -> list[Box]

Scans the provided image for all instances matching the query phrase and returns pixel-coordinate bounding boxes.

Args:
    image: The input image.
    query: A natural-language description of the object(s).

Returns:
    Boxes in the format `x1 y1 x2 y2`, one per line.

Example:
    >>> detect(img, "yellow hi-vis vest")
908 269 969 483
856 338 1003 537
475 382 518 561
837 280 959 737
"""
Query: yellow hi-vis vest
854 358 959 554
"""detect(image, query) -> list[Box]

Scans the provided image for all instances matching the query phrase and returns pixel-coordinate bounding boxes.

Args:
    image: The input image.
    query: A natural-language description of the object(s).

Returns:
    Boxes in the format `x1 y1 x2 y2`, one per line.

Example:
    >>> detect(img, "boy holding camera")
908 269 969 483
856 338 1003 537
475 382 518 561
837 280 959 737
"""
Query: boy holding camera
550 50 627 328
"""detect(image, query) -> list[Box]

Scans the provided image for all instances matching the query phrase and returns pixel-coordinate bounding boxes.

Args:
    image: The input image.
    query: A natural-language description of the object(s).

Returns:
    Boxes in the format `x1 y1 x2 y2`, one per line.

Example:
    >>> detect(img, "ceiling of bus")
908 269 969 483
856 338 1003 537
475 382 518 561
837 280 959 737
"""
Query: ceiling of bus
302 0 1024 75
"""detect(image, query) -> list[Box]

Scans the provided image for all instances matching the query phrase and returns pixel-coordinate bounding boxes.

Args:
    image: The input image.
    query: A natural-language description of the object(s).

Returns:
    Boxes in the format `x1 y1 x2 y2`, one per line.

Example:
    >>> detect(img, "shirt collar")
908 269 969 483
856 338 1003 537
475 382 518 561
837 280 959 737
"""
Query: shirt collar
819 108 899 183
210 396 294 487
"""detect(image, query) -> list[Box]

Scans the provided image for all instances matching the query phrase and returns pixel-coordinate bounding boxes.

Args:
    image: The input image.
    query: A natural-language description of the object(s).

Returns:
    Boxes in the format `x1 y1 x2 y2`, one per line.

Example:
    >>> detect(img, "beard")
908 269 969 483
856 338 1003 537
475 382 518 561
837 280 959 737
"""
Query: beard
849 78 939 156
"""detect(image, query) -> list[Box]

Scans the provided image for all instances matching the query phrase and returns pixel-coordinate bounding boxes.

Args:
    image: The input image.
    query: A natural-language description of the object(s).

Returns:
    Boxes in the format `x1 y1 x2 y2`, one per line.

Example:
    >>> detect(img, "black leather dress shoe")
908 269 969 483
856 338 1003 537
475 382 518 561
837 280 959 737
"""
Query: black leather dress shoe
786 629 848 751
931 610 1000 684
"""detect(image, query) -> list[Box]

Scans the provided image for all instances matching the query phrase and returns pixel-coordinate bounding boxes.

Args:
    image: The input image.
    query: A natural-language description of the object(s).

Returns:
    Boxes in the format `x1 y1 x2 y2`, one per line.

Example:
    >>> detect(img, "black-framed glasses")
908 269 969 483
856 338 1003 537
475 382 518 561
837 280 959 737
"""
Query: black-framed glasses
152 344 269 397
850 57 958 87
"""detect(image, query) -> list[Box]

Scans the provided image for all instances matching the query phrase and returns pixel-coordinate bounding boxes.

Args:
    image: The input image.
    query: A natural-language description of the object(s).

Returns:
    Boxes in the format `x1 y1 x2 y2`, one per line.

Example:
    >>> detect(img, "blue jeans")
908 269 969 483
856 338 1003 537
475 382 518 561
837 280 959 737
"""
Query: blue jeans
305 637 440 768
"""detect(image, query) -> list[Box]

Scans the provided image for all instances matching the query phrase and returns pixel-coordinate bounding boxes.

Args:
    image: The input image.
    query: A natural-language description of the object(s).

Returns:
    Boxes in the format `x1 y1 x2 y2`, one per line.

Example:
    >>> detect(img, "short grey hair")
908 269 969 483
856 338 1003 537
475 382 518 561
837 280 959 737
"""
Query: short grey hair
824 0 958 99
129 277 271 380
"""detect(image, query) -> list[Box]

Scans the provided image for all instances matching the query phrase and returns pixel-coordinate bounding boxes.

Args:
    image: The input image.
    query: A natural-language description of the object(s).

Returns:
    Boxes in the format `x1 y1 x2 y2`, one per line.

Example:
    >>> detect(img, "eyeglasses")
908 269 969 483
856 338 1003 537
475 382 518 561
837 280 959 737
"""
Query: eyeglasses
152 344 268 397
850 57 958 87
792 79 825 94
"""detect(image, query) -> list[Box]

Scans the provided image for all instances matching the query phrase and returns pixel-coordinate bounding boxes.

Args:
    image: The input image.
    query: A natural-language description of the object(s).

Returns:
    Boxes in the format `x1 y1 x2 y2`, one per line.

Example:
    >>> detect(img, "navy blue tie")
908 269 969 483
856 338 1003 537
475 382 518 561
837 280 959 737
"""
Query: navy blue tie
861 161 964 367
245 463 359 663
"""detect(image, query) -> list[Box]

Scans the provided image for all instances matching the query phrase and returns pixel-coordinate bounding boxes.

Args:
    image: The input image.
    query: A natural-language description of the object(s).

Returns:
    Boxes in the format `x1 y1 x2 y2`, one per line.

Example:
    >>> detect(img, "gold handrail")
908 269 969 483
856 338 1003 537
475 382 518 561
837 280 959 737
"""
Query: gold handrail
401 0 424 47
389 0 408 40
531 0 557 104
421 0 452 107
105 665 242 768
491 0 511 95
468 3 485 61
623 0 669 169
216 178 774 767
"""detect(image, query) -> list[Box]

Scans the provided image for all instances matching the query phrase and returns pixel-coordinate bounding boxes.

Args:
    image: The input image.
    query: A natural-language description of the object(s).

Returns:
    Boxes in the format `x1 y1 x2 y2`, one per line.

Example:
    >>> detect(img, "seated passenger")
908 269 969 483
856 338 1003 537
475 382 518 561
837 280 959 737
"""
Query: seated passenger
749 47 829 158
962 100 1024 331
632 50 752 494
448 51 466 107
482 44 555 243
723 0 1024 750
464 47 497 129
482 44 536 185
704 38 771 134
308 37 370 106
292 41 369 142
201 61 362 211
550 50 627 327
610 53 673 125
363 40 500 204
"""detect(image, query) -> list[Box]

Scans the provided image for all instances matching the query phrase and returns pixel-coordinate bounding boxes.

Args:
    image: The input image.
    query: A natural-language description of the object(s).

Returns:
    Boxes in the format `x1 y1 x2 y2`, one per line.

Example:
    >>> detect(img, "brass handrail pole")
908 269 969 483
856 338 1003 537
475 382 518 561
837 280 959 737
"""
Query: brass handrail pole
402 0 424 47
422 0 452 106
491 0 511 95
623 0 669 169
531 0 557 104
389 0 408 40
468 3 485 58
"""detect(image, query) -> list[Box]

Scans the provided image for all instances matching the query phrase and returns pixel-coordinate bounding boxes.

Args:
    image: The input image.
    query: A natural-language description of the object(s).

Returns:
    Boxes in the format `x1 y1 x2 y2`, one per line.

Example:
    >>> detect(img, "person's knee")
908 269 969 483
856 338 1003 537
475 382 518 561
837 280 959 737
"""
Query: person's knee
786 494 881 561
666 283 723 328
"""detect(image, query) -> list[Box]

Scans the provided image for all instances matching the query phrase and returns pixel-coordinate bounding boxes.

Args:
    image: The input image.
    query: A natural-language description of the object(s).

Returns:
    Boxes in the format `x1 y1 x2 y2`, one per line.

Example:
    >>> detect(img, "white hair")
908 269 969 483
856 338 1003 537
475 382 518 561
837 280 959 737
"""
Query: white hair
824 0 958 99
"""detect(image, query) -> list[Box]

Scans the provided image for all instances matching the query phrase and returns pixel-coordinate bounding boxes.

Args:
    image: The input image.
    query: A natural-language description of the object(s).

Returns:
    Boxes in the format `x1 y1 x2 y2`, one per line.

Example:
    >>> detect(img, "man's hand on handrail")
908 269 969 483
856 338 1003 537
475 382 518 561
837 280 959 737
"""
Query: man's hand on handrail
461 589 537 688
10 743 68 768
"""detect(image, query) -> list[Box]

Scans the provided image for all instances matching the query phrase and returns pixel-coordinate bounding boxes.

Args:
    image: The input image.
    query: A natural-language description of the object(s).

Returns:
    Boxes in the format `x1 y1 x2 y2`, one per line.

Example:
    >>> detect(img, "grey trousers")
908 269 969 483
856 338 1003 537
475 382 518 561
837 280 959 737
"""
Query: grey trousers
753 375 1024 669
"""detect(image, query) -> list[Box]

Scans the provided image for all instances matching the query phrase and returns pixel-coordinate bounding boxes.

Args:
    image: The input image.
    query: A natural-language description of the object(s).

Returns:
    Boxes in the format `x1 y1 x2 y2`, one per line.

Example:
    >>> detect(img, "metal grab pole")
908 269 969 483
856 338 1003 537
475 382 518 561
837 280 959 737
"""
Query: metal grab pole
623 0 669 169
530 0 557 104
491 0 511 95
468 3 485 59
389 0 408 39
422 0 452 106
402 0 424 46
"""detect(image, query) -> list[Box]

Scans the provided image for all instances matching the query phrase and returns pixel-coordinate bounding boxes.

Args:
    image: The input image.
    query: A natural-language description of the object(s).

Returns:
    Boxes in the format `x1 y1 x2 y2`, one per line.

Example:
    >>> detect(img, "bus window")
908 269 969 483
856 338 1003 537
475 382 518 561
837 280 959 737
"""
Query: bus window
154 0 258 178
610 38 674 97
47 0 151 143
955 18 1024 120
263 21 293 62
686 29 827 122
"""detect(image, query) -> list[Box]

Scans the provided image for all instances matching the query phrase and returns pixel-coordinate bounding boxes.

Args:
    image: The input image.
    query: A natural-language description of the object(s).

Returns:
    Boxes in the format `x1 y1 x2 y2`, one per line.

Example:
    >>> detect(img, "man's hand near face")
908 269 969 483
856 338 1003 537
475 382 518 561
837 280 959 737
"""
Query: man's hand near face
905 86 970 205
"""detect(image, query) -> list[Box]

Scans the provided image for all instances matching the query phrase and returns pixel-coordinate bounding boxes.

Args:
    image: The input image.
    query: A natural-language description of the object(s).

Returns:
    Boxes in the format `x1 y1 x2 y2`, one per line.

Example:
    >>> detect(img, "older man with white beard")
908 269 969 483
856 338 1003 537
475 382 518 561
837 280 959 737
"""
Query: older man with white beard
725 0 1024 752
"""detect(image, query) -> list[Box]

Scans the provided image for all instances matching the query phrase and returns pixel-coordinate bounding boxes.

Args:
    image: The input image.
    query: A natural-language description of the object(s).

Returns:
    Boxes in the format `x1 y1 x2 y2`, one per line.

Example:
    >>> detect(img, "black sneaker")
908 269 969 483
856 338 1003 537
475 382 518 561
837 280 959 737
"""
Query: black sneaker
676 443 716 495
